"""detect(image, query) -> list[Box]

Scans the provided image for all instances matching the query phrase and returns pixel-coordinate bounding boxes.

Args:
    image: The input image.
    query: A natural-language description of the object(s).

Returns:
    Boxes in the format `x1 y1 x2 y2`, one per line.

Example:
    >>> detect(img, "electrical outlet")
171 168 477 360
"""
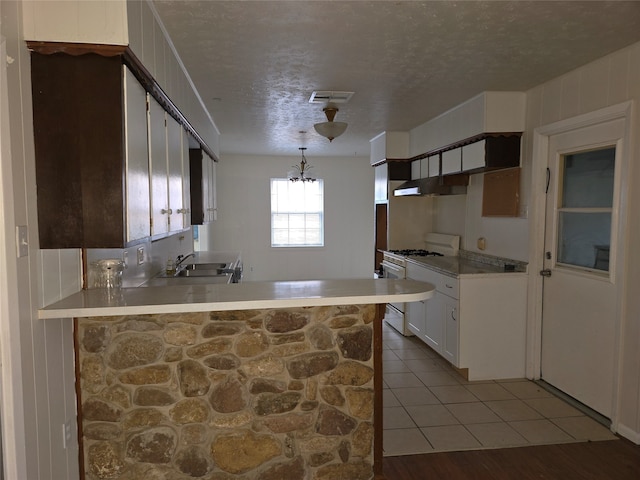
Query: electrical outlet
137 246 145 265
16 225 28 258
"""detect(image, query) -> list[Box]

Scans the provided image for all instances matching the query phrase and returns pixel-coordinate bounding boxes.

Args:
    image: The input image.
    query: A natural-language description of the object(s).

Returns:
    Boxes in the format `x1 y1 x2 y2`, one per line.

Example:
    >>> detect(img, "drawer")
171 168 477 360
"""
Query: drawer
438 274 459 299
407 262 439 284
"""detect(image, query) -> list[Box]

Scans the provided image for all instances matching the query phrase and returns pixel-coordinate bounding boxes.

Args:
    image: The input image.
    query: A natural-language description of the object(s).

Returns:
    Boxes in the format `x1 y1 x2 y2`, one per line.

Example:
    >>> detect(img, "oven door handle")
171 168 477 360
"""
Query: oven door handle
381 261 404 274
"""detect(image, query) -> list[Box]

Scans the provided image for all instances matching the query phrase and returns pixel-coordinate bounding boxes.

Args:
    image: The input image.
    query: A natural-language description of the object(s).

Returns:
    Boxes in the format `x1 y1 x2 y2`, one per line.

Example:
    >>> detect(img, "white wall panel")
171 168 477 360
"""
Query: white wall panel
3 1 81 478
580 57 610 114
560 70 581 119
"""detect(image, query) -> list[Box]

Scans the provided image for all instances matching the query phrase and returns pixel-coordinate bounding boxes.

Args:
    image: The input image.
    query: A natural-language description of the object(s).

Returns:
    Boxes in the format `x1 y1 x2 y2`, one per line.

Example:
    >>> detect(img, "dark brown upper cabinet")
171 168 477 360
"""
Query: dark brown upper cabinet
31 52 147 248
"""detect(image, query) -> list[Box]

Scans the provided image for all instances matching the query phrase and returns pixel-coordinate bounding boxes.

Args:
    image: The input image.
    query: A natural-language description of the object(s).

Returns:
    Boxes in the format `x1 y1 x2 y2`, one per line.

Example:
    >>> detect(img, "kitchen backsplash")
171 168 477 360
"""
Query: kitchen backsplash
459 249 528 273
86 230 194 288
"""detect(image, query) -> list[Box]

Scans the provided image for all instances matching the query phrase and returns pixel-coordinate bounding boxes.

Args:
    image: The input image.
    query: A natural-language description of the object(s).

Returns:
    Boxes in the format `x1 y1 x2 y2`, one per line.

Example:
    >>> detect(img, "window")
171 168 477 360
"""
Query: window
271 178 324 247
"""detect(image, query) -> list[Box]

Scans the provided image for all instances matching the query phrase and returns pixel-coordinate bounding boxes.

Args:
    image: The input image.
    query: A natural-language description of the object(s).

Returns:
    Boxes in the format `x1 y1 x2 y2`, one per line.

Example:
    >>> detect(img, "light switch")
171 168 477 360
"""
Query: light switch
16 225 28 257
137 246 145 265
477 237 486 250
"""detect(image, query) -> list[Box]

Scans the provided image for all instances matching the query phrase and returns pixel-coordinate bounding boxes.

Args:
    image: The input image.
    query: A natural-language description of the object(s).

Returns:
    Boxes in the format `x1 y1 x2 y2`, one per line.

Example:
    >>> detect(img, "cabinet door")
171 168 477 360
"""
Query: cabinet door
166 115 184 231
443 296 459 366
201 154 211 222
123 67 151 242
207 154 217 221
148 95 169 235
441 148 462 175
428 155 440 177
411 160 421 180
181 129 191 229
406 300 425 337
424 293 444 352
374 164 388 202
201 152 217 222
462 140 486 172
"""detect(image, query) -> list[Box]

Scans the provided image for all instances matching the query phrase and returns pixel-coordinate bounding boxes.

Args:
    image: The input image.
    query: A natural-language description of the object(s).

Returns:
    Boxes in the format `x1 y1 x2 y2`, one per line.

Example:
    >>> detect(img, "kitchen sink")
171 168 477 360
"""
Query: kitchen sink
177 262 229 277
183 262 227 271
176 269 228 277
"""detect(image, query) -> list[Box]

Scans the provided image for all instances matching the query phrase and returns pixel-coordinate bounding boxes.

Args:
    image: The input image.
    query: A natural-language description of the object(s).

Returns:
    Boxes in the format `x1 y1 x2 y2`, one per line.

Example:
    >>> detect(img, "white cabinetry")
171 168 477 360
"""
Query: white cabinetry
148 95 170 236
204 153 217 222
462 140 486 171
124 67 151 242
370 131 410 166
441 149 462 175
406 260 527 380
149 96 190 236
167 115 186 232
409 91 526 156
181 129 192 229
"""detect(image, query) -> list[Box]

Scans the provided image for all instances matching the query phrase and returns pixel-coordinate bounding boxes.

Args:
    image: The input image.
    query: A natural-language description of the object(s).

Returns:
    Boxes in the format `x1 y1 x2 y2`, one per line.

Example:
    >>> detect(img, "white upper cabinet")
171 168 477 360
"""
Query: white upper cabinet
166 115 185 232
181 129 192 229
409 92 526 156
441 149 462 175
124 67 151 242
370 131 410 166
462 140 487 171
148 95 170 236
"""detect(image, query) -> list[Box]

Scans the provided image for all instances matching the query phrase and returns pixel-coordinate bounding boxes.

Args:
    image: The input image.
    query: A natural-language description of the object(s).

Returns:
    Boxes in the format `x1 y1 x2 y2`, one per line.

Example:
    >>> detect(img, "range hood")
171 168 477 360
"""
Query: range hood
393 174 469 196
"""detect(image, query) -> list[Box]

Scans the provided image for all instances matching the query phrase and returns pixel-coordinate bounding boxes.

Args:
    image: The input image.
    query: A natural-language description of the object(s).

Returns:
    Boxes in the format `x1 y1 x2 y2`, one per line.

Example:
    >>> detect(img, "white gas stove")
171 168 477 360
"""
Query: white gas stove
381 233 460 336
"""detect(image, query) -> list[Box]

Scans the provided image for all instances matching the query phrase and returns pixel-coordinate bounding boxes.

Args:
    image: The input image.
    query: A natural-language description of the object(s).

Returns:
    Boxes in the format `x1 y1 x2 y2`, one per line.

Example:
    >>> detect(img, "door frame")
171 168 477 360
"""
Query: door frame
527 101 633 430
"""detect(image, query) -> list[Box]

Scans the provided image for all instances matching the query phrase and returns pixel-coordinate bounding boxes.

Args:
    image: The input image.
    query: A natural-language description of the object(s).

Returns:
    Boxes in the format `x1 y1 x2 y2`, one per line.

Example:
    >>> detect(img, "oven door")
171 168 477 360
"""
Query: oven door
381 260 405 280
384 303 412 336
381 260 406 313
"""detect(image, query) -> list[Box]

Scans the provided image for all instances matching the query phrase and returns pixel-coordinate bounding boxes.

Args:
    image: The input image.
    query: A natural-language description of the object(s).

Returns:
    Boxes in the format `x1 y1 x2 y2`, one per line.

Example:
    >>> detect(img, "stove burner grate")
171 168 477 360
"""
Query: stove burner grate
389 249 444 257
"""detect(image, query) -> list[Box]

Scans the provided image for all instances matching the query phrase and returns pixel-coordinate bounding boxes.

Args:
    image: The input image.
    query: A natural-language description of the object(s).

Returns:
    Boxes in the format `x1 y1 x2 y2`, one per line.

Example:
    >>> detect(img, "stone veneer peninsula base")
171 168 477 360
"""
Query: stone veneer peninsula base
76 304 386 480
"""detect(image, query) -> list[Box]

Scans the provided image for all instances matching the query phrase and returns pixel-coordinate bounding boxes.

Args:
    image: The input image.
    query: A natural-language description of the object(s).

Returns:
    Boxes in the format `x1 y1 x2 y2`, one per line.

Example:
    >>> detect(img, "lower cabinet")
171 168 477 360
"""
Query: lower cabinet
406 297 425 337
406 260 527 380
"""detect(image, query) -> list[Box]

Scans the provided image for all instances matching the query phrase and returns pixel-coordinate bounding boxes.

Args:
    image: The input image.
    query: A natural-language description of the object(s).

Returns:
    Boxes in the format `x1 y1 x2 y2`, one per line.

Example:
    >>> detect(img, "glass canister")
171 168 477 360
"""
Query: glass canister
92 259 125 290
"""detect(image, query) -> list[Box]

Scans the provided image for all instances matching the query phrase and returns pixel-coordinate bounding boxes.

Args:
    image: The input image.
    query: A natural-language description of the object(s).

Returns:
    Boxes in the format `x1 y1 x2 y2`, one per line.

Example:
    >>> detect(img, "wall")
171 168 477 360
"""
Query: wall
0 1 80 478
207 154 374 282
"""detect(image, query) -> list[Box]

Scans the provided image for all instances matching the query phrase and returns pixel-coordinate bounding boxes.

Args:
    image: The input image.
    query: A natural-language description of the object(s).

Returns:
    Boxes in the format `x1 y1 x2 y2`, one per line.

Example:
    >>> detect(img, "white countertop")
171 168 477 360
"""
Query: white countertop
38 279 434 319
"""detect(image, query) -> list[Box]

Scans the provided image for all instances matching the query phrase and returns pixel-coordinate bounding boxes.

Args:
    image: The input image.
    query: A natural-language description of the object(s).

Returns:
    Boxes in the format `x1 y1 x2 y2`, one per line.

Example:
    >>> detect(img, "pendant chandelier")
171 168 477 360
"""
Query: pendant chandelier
288 147 316 182
314 106 348 142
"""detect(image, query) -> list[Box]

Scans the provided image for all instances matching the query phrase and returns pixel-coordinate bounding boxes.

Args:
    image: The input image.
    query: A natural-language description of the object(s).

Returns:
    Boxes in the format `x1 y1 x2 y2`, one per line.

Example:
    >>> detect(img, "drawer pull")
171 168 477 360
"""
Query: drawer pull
445 283 453 289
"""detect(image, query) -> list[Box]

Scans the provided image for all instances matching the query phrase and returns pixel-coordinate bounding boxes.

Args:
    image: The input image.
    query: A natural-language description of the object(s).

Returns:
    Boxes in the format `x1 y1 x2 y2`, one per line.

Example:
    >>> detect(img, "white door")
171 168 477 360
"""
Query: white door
540 118 625 418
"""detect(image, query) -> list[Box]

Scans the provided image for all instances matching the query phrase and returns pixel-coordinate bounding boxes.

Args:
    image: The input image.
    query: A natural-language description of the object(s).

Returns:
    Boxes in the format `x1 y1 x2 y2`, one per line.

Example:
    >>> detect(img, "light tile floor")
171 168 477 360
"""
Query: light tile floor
382 321 617 456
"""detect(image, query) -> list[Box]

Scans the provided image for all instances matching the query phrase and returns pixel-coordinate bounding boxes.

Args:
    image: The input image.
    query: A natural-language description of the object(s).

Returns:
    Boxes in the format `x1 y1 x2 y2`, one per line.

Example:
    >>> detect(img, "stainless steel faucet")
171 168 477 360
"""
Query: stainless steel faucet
176 253 195 269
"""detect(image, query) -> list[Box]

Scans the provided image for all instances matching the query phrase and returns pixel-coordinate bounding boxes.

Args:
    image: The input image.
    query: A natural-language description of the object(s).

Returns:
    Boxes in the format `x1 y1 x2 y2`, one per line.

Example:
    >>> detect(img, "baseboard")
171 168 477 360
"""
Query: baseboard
616 423 640 445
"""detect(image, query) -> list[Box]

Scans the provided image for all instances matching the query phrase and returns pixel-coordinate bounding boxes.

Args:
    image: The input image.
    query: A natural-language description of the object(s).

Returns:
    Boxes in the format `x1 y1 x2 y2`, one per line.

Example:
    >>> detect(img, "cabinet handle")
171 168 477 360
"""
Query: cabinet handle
161 208 172 215
445 283 453 289
451 308 457 321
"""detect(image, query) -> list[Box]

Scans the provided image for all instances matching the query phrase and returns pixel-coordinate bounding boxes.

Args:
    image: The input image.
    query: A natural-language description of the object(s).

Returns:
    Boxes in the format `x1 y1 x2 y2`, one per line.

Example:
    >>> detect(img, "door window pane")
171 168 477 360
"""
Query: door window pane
562 148 615 208
557 212 611 271
556 146 615 272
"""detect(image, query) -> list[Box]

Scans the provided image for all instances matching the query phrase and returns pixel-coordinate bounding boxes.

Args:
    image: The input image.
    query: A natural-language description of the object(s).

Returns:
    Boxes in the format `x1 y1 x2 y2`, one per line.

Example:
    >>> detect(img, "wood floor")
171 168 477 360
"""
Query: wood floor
383 438 640 480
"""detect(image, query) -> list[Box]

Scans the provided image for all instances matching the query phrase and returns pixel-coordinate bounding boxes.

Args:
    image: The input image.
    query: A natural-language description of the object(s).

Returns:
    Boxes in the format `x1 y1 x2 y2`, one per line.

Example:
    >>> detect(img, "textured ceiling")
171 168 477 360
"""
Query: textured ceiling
152 1 640 158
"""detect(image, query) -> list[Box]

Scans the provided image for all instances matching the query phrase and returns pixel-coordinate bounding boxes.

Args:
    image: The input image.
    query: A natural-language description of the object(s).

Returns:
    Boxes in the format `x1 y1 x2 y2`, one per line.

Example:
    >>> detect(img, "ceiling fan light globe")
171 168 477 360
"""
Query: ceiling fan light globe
314 121 348 142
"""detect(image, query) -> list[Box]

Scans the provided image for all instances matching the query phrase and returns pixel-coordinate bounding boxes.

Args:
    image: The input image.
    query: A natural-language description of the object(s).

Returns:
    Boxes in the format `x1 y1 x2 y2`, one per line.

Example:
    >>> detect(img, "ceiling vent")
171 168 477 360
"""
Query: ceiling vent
309 91 354 104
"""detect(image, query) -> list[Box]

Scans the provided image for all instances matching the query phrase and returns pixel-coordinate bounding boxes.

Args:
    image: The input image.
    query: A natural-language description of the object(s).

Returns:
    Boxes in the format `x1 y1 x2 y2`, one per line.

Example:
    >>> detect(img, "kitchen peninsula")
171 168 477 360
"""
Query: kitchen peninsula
39 279 432 480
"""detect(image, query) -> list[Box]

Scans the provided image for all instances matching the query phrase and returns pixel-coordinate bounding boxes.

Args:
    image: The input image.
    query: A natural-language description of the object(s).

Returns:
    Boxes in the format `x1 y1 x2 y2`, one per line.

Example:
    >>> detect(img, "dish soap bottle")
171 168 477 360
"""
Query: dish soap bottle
165 257 176 276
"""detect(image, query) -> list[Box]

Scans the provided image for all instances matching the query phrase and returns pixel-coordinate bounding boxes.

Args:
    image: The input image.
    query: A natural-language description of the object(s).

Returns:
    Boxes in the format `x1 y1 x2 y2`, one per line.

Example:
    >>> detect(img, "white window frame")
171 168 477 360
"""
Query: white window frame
270 178 324 247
